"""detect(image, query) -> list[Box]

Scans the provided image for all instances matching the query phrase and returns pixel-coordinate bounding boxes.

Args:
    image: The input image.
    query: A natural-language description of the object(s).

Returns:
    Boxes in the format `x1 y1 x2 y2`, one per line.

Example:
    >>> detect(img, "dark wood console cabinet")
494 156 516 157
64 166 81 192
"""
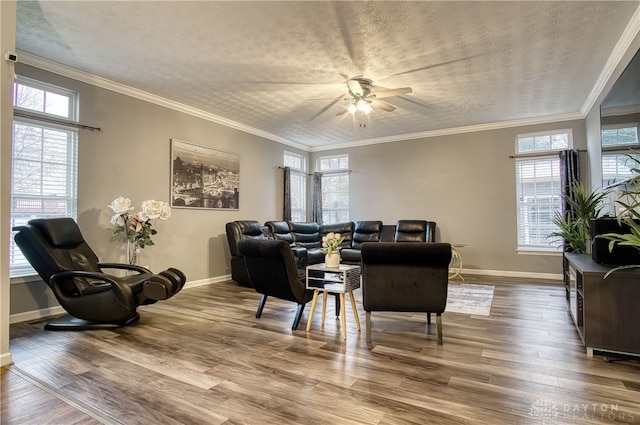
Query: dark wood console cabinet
564 253 640 357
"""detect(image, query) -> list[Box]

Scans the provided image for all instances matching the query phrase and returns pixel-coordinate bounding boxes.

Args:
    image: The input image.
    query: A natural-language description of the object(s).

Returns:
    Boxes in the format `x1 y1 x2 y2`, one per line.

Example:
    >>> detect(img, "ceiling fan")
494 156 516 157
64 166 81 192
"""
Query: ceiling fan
337 78 412 116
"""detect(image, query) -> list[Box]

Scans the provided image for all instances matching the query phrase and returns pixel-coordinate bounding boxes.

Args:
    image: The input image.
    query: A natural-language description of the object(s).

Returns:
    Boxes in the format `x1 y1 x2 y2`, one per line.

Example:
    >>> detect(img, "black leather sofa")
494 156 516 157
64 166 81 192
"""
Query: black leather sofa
226 219 437 287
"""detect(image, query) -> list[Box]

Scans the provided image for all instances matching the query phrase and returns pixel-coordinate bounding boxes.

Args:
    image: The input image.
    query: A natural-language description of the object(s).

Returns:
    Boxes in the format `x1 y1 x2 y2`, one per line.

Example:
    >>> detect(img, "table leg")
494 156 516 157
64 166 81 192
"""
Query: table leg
348 291 360 331
321 291 327 327
340 293 347 339
306 290 320 332
449 245 464 281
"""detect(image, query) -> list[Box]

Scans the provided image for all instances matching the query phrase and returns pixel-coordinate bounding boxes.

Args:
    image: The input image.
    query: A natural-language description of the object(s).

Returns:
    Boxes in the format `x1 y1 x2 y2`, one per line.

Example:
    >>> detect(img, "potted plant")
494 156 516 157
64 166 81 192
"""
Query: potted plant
549 181 610 254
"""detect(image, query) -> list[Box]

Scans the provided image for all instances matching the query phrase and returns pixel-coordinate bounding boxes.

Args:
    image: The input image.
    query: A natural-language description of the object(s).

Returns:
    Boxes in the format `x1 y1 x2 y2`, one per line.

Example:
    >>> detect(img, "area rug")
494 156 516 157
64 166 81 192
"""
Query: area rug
446 283 495 316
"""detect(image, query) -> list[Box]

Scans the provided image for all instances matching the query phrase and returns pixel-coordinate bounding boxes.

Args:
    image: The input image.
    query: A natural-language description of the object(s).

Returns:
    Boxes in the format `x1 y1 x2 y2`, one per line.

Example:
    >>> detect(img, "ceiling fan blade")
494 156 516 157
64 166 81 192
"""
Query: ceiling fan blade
347 79 364 96
371 87 413 98
310 96 344 121
370 99 396 112
336 104 351 116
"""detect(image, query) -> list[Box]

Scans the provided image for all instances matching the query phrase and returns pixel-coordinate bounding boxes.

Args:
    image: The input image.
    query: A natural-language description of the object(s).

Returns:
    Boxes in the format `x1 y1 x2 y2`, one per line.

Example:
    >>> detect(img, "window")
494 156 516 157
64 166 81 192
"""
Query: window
10 78 79 277
318 154 349 224
515 130 572 251
601 124 640 186
284 151 307 222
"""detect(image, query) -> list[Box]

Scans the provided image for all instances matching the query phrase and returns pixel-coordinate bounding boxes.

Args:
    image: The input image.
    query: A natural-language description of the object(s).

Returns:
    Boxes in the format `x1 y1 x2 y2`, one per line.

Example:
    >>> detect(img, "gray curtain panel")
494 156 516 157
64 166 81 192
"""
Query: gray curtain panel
283 166 291 221
312 172 323 224
559 149 580 251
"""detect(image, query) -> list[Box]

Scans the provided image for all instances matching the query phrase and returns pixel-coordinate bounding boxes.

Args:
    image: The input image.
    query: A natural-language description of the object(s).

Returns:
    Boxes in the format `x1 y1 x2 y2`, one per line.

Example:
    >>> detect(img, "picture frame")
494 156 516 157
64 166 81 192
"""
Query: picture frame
170 139 240 210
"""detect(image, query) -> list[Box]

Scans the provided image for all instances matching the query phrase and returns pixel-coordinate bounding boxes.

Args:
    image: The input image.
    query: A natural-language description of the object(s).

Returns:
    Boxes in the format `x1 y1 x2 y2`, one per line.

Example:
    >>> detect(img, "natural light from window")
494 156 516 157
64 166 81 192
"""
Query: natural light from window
10 78 79 277
515 130 571 252
318 154 349 224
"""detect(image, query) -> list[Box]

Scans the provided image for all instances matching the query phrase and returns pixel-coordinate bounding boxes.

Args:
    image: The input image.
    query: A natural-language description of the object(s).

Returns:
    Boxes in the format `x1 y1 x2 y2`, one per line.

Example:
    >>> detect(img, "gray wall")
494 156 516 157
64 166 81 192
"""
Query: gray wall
313 120 587 275
11 64 302 315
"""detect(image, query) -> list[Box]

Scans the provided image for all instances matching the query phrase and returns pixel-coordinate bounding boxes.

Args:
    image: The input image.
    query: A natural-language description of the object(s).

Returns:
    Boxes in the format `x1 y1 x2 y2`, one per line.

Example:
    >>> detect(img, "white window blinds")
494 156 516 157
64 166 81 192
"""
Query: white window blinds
515 130 571 251
10 78 79 277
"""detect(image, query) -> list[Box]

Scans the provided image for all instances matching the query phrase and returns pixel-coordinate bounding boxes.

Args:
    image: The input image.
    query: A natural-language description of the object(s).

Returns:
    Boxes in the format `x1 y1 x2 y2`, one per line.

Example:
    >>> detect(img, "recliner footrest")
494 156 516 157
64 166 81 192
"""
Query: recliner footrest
143 268 186 300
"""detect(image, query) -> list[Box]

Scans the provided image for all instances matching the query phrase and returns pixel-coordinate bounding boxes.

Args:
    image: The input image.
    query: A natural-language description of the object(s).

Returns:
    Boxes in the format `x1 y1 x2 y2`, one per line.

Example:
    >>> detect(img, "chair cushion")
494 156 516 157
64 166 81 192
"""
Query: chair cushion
352 221 383 249
394 220 428 242
320 222 354 248
29 218 85 247
266 221 295 244
289 222 321 248
237 220 266 238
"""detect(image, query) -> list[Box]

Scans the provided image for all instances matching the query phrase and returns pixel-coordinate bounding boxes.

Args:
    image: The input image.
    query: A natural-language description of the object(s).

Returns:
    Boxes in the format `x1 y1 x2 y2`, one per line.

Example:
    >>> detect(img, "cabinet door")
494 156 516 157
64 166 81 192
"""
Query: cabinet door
583 274 640 354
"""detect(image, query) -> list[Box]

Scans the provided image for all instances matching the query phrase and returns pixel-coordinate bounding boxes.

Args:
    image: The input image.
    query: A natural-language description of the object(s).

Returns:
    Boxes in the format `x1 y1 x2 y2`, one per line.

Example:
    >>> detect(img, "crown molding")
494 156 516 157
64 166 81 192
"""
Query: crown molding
581 4 640 117
310 112 585 152
16 51 309 152
15 48 611 154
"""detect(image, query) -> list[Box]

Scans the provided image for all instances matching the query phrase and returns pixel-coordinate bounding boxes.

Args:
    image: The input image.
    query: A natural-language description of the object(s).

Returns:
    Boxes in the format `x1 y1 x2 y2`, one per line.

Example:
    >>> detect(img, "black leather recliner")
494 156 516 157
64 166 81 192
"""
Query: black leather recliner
341 220 383 264
13 218 186 330
237 239 314 330
361 242 451 344
287 221 325 264
394 220 437 242
226 220 271 287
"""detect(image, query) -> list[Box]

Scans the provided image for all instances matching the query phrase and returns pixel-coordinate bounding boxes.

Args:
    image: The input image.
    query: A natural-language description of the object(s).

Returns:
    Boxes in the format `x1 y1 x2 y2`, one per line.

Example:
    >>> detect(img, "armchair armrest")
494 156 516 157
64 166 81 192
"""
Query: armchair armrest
99 262 152 275
291 246 308 268
50 270 133 305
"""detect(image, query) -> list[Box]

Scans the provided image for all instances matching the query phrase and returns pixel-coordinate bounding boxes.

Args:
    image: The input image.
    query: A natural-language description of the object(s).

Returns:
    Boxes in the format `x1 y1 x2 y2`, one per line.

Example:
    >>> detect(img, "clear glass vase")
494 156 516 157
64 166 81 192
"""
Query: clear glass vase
127 240 140 266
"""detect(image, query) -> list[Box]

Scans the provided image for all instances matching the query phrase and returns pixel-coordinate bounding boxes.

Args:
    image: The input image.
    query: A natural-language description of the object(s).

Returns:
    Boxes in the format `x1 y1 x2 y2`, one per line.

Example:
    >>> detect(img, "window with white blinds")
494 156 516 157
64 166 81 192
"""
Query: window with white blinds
601 124 640 187
515 130 571 251
318 154 349 224
10 78 78 277
284 151 307 222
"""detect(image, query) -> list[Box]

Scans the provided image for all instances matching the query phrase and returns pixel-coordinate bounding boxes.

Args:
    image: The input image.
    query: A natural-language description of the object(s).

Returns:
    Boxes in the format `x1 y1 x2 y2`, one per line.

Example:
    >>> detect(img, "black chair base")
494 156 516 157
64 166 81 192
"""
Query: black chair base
43 313 140 331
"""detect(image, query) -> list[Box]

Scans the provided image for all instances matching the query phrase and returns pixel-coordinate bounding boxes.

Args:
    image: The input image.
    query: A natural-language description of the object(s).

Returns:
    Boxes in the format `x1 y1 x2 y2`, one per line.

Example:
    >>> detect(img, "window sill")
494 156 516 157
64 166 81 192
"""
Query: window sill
516 249 563 256
10 274 42 285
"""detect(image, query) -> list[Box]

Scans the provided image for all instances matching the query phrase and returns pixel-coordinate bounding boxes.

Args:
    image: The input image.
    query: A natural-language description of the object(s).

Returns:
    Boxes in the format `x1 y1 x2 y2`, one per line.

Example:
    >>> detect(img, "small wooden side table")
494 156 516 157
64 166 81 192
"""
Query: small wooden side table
305 263 361 339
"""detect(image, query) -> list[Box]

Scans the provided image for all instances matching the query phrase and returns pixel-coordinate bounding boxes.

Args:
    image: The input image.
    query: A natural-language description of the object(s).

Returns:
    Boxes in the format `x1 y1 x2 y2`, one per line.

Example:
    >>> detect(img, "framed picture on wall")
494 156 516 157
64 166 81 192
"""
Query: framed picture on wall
170 139 240 210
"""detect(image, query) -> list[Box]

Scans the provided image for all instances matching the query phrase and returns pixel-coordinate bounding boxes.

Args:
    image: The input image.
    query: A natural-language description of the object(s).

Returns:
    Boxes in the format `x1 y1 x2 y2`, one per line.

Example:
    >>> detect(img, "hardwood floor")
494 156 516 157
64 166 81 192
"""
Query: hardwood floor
3 276 640 425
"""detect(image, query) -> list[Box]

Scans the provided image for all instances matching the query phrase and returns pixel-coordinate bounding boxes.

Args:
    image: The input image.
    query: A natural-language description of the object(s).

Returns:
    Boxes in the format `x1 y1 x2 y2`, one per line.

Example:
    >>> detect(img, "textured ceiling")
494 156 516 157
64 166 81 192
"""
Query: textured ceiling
15 1 640 150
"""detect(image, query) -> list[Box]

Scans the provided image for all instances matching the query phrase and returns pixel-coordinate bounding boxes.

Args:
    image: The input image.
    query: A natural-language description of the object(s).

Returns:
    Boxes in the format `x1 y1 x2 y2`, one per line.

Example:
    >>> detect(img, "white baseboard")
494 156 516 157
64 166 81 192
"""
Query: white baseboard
10 305 66 325
1 352 13 367
461 268 563 281
183 274 231 289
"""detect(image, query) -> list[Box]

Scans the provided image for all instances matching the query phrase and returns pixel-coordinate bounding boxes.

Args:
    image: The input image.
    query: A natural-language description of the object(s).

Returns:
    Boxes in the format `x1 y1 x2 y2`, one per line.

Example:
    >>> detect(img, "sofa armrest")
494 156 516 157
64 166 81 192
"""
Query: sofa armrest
291 246 308 268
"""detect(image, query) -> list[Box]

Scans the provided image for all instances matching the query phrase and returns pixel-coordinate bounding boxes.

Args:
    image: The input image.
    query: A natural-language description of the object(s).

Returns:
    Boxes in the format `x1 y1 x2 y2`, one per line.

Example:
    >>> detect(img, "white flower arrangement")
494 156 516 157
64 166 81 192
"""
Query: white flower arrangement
321 232 345 255
109 197 171 253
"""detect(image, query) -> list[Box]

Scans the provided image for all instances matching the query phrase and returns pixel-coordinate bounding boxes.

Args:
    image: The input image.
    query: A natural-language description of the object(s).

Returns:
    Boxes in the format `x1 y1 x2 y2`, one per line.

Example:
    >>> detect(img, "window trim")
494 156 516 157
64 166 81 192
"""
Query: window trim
283 151 307 222
317 153 350 224
514 129 573 253
10 77 79 279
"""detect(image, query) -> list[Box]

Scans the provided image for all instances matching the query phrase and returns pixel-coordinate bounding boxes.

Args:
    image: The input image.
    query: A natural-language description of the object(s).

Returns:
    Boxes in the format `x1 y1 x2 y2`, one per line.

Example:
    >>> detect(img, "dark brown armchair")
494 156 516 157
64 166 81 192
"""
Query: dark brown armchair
13 218 186 330
237 239 314 330
361 242 451 344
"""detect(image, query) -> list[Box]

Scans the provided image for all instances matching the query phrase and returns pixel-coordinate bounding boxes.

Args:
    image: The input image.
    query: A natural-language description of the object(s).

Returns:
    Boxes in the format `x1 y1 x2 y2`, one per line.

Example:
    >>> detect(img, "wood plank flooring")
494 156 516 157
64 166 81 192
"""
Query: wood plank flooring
3 276 640 425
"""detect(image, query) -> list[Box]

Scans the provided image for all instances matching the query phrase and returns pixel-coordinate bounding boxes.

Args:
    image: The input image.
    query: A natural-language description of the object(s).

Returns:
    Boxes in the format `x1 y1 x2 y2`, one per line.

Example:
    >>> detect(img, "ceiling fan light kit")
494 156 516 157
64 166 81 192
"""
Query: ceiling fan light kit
338 78 412 116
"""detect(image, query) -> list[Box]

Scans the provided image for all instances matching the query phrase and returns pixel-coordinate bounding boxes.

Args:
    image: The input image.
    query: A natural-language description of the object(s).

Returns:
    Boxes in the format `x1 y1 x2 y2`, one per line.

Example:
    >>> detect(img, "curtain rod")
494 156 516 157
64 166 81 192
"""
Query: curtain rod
509 149 586 159
279 166 312 176
14 110 101 132
278 166 351 175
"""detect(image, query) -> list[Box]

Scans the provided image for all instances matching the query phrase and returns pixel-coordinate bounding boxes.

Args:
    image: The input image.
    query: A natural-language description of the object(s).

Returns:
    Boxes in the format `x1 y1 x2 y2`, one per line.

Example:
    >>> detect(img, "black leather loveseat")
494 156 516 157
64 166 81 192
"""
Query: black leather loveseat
226 219 436 287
